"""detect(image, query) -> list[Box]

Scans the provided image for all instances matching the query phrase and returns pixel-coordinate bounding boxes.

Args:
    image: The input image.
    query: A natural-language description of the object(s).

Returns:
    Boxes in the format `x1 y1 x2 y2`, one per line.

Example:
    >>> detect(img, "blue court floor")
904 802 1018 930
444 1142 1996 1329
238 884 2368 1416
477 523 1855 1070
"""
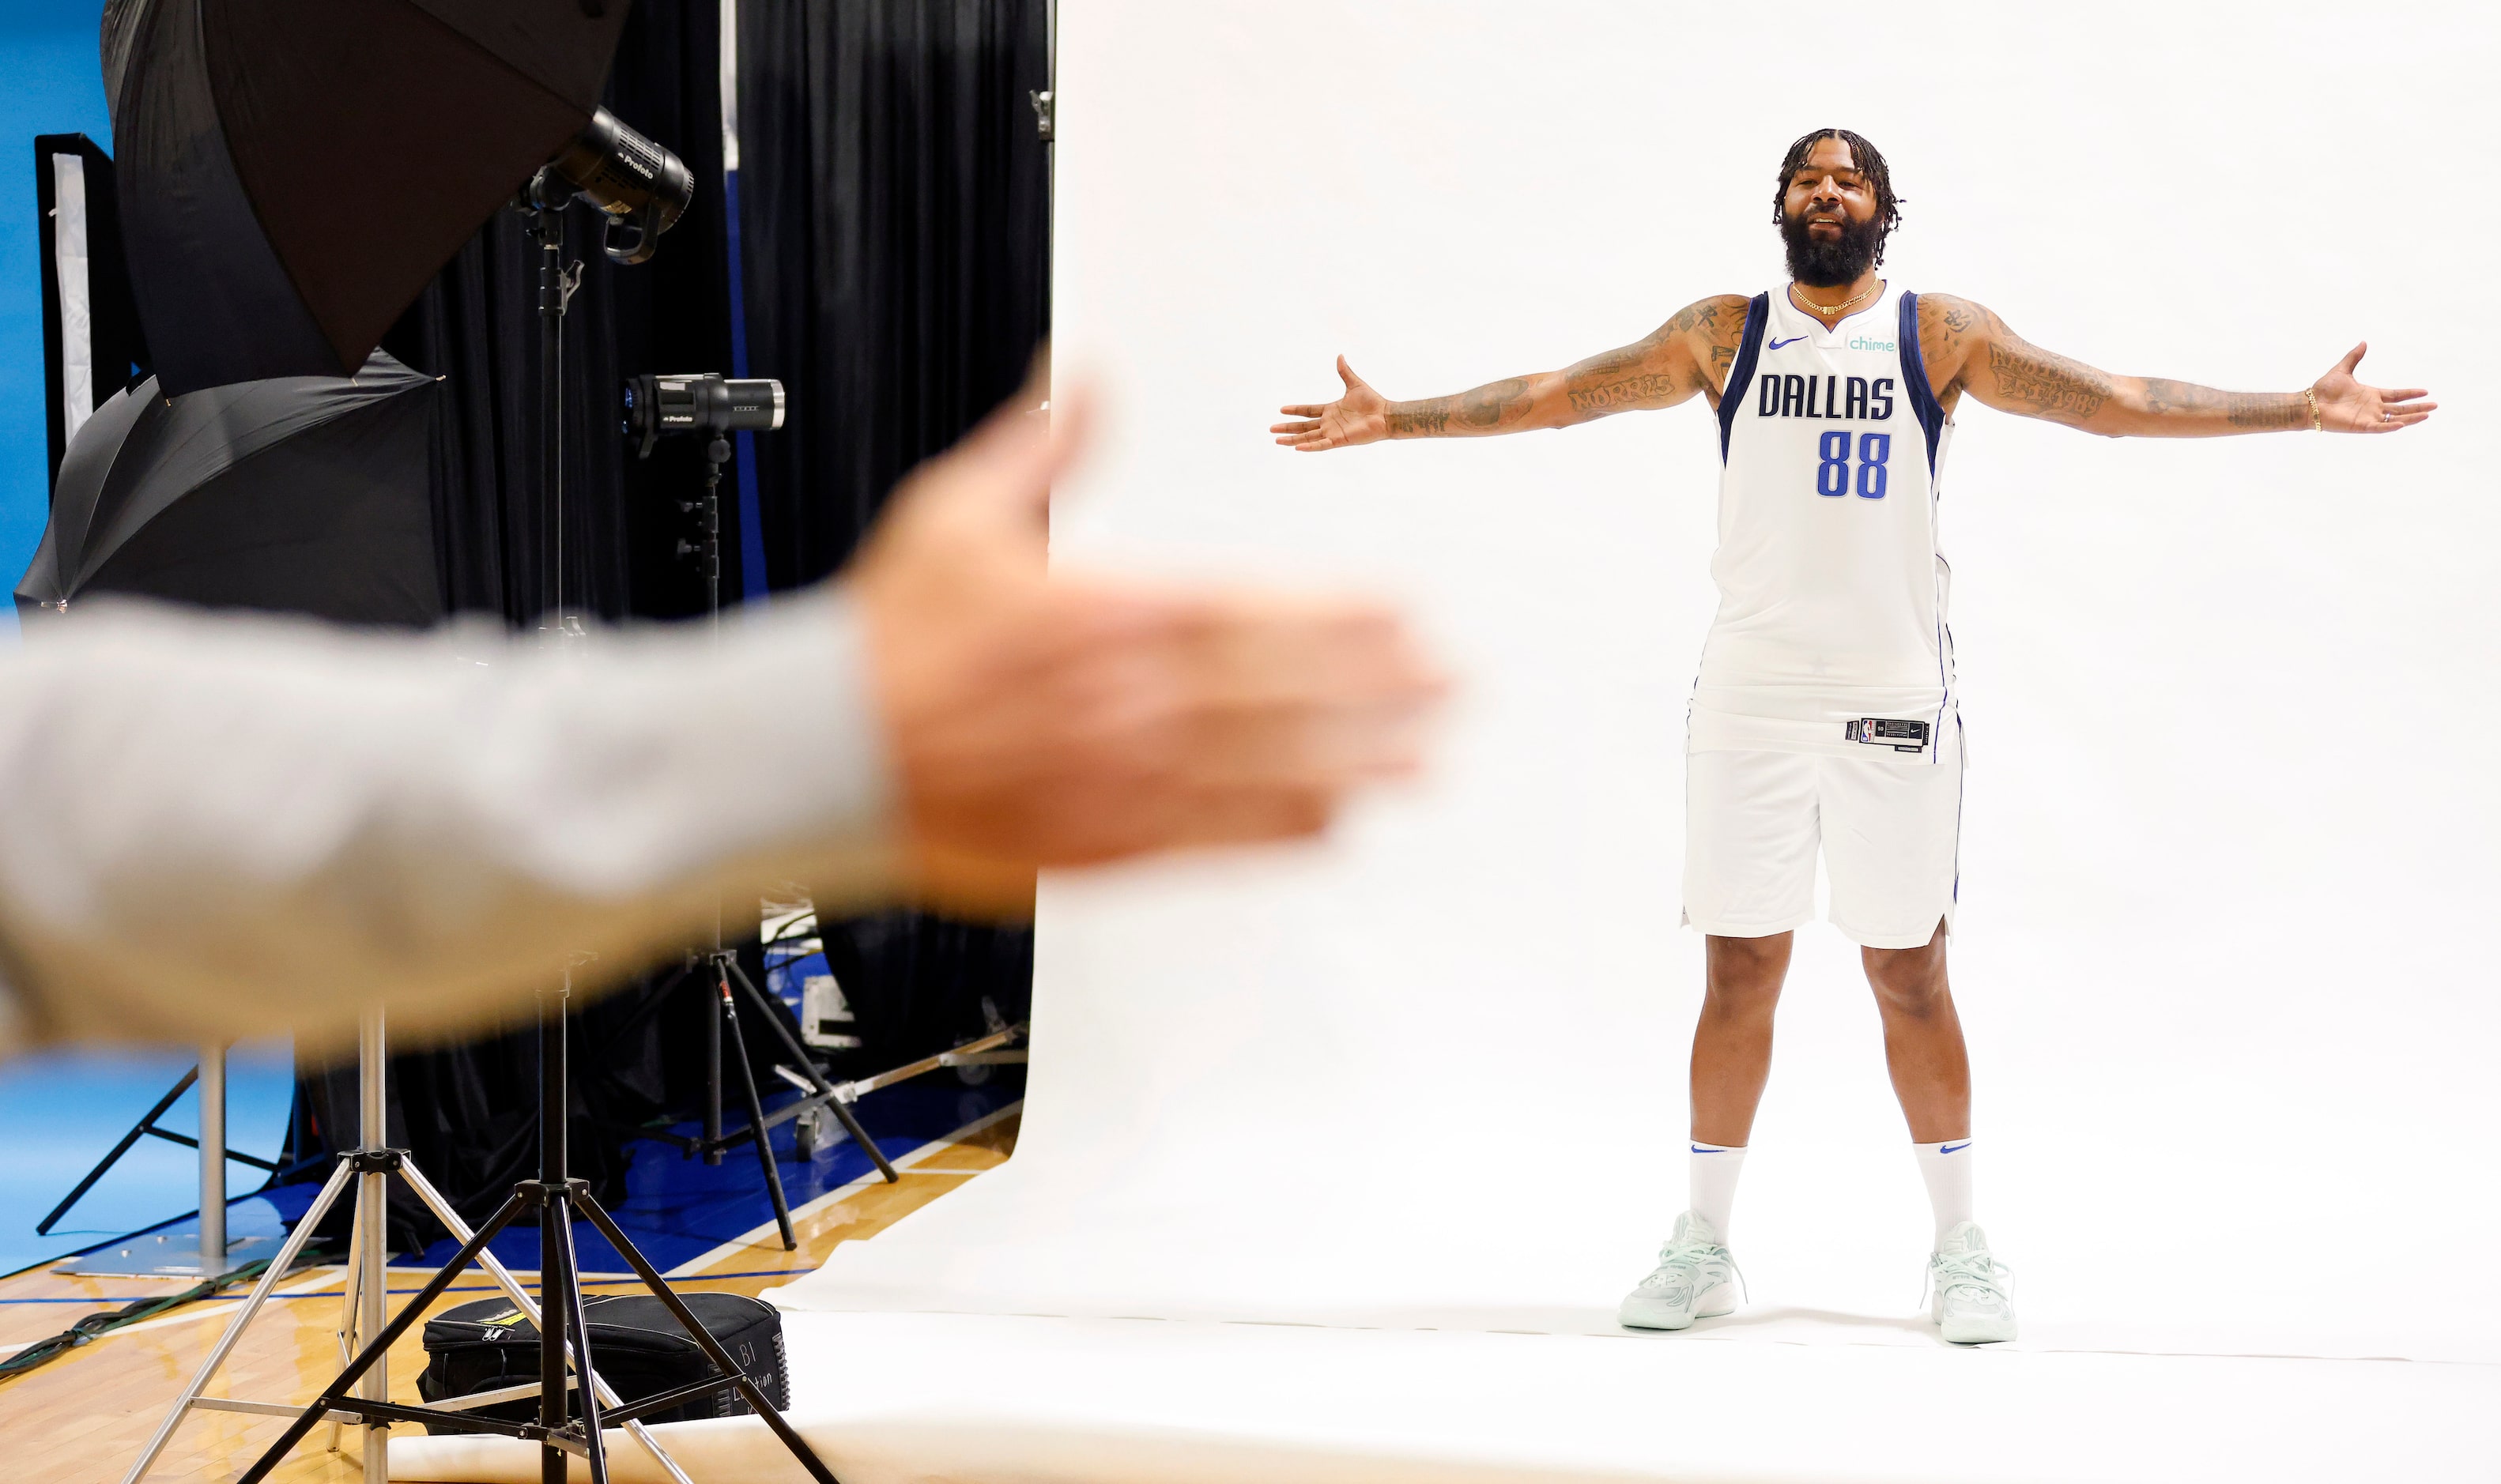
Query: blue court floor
246 1065 1024 1279
0 1068 1018 1330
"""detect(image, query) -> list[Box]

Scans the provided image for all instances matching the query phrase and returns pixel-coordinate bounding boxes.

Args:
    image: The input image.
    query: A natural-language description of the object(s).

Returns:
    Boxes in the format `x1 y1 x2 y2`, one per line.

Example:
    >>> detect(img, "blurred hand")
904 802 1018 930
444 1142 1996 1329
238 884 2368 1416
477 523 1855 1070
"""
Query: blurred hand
850 368 1445 915
1270 356 1390 451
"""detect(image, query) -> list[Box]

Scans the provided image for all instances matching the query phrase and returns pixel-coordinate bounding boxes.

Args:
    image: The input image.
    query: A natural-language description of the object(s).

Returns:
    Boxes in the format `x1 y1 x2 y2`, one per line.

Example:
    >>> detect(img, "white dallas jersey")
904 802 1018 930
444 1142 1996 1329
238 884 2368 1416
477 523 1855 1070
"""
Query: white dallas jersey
1690 282 1957 763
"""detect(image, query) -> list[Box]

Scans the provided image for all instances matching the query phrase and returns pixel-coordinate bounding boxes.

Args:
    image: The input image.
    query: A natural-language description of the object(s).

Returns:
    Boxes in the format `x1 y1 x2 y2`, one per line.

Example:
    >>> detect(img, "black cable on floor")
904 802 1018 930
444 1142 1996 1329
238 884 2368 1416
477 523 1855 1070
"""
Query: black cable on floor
0 1258 273 1383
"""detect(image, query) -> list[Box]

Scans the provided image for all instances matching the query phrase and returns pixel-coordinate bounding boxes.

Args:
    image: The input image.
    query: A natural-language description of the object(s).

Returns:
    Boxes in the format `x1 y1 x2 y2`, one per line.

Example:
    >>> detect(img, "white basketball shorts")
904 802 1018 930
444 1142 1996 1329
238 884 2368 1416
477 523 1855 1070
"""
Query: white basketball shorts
1681 744 1963 951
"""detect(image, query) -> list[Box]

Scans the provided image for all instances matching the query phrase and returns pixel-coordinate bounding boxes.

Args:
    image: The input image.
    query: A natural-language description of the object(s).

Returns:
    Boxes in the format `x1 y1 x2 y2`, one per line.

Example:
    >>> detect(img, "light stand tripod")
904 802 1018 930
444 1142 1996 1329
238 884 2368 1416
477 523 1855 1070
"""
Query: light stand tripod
206 183 840 1484
598 435 899 1250
228 981 840 1484
119 1011 700 1484
628 933 896 1248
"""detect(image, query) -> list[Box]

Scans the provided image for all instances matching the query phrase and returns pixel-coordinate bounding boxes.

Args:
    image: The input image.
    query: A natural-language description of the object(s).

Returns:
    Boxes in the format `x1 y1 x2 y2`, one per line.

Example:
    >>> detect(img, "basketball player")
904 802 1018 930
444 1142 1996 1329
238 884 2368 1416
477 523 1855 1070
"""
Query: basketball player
1270 128 2432 1343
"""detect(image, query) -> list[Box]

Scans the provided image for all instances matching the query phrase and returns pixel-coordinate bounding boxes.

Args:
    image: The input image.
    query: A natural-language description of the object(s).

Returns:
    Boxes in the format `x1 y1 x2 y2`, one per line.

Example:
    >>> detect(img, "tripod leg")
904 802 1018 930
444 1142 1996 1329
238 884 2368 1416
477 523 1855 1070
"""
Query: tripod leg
719 972 798 1249
330 1194 360 1457
395 1163 695 1484
547 1193 609 1484
337 1186 363 1365
236 1188 532 1484
575 1194 843 1484
117 1154 355 1484
41 1068 199 1234
725 958 837 1096
356 1181 390 1478
539 1187 572 1484
703 964 724 1164
725 958 898 1182
825 1096 897 1183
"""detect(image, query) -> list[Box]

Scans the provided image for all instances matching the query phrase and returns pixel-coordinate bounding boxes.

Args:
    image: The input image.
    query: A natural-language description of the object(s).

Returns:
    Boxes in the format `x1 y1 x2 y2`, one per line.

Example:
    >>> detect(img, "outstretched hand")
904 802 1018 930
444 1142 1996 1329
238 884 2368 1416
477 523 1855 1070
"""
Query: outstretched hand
1272 356 1390 451
2313 344 2435 434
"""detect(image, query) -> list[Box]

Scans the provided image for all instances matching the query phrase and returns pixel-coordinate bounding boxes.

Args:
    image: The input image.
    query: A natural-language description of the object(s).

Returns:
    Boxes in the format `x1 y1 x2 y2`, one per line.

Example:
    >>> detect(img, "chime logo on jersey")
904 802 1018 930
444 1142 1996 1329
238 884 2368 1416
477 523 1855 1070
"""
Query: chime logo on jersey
1756 373 1897 422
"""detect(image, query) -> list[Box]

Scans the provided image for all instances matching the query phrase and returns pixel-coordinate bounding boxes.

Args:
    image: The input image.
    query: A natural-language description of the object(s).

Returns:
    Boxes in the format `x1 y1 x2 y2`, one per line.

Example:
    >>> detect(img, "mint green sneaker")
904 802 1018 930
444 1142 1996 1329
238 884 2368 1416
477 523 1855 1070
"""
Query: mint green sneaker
1617 1211 1740 1331
1928 1221 2016 1344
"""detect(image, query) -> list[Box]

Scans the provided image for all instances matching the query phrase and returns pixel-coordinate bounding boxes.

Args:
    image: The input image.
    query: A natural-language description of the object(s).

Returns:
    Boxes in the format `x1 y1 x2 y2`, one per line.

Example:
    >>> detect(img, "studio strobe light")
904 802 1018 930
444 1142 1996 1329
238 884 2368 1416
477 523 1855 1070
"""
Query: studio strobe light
542 108 694 265
623 372 786 458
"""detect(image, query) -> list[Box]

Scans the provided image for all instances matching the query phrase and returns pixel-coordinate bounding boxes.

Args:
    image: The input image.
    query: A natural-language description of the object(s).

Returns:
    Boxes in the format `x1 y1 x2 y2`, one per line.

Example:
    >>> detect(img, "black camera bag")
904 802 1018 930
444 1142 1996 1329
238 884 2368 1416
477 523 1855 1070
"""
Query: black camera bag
415 1291 787 1433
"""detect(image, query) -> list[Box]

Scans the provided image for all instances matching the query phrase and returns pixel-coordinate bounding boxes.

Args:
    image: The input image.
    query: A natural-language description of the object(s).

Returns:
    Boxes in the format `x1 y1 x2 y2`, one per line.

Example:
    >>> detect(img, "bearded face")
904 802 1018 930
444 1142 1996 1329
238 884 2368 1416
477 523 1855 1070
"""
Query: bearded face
1781 200 1888 288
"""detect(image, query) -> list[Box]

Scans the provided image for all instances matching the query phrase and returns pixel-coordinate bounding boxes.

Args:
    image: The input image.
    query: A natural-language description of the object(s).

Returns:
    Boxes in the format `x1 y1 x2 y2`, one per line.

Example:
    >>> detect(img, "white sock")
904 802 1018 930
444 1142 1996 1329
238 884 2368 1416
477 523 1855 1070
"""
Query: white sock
1913 1138 1975 1245
1688 1140 1748 1242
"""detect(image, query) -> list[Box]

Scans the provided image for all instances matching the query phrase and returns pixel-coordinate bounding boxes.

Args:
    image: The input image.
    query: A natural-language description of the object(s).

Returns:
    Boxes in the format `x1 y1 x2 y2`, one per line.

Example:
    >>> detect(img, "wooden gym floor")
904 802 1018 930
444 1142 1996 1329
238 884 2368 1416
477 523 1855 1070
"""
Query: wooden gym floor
0 1107 1020 1482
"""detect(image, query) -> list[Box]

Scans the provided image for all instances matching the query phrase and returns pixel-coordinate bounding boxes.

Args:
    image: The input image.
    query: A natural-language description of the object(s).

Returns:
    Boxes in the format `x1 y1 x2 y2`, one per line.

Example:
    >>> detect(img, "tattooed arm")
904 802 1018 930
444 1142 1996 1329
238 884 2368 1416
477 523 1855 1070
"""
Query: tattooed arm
1272 296 1750 451
1916 293 2435 438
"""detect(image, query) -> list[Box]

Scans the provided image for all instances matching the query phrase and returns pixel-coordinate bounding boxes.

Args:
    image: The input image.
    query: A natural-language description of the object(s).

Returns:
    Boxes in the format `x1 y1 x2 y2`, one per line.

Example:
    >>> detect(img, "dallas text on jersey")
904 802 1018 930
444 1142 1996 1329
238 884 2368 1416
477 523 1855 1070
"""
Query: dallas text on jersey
1756 373 1896 421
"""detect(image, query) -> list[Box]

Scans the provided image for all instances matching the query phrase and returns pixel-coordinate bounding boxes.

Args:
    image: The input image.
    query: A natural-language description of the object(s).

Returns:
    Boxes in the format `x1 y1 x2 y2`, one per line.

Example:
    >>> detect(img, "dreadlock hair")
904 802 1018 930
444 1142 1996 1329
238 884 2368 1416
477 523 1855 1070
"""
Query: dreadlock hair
1772 128 1903 266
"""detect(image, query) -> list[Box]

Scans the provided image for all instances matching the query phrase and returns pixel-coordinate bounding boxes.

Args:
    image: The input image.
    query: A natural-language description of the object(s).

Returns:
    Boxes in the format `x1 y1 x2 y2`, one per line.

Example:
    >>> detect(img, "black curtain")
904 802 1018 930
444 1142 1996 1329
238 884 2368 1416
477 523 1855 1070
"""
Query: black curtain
737 0 1051 586
737 0 1052 1060
289 0 1054 1246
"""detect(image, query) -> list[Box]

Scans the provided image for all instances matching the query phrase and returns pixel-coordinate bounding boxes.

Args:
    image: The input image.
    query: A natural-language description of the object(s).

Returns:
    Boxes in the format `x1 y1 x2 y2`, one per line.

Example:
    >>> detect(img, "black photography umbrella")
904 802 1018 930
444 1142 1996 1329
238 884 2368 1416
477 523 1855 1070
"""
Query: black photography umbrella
106 0 632 394
17 351 443 627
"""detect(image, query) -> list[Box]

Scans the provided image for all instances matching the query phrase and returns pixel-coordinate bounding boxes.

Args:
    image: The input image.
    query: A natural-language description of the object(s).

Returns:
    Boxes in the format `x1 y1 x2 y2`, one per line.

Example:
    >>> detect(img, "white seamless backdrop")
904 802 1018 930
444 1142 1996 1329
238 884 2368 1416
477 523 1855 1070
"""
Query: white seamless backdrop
776 0 2497 1374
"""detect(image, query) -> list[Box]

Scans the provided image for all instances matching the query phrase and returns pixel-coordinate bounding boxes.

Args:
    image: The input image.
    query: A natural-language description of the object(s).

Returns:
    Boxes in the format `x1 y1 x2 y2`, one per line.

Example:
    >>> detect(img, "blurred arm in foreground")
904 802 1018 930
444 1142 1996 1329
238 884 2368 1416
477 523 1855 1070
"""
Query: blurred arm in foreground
0 375 1443 1057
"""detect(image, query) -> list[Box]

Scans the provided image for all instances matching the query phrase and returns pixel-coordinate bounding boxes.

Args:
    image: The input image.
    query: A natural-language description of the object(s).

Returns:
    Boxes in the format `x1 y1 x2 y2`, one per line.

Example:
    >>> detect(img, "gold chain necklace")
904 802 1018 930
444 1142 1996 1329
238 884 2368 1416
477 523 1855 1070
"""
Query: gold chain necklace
1788 281 1877 318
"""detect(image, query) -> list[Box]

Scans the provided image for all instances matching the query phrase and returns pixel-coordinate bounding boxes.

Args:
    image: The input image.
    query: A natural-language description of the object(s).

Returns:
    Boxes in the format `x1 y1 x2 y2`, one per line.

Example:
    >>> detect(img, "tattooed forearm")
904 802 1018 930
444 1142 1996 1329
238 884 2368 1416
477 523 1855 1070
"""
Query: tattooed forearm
2224 393 2305 429
1455 378 1533 430
1567 374 1683 414
1385 403 1450 437
1985 340 2111 423
2138 379 2305 431
1384 379 1534 437
2138 378 2219 415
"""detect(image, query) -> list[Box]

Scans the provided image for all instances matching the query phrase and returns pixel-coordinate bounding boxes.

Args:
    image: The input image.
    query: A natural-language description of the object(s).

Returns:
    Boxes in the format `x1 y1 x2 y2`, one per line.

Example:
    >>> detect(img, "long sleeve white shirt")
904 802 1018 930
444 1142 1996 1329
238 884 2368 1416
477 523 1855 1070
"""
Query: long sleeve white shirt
0 587 896 1057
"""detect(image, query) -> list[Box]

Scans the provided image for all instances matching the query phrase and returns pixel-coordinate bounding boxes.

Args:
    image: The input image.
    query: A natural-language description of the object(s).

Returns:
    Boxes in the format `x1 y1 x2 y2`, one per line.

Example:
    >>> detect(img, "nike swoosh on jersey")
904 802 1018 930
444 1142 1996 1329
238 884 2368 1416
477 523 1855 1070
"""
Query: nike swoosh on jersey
1767 335 1807 349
